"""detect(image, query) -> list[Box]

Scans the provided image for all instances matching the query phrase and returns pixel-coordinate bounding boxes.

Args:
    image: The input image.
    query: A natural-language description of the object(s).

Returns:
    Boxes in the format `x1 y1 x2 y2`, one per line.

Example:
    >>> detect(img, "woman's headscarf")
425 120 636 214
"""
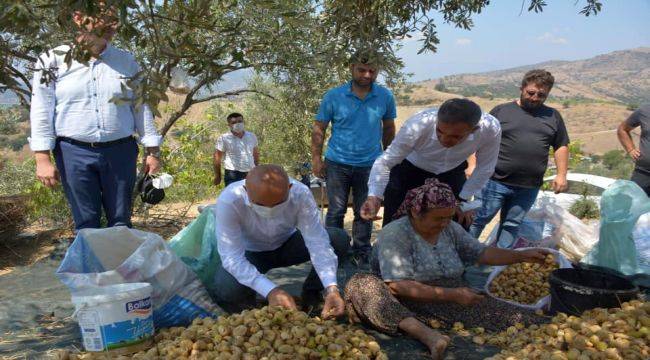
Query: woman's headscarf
393 178 457 220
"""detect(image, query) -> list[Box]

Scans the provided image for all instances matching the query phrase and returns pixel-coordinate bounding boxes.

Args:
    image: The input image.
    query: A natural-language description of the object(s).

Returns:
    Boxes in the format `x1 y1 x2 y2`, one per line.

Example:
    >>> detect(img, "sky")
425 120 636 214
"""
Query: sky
398 0 650 81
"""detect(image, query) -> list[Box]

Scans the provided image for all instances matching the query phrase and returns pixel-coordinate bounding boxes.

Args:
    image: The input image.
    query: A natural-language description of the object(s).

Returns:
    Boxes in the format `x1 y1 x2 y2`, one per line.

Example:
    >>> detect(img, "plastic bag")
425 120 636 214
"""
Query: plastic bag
485 201 599 262
633 213 650 274
56 226 222 328
168 206 220 292
583 180 650 275
484 247 573 310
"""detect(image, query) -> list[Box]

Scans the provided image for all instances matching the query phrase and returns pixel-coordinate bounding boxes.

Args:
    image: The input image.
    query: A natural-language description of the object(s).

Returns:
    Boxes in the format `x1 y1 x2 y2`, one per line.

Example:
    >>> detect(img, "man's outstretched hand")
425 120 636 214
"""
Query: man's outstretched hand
360 196 382 221
267 287 298 310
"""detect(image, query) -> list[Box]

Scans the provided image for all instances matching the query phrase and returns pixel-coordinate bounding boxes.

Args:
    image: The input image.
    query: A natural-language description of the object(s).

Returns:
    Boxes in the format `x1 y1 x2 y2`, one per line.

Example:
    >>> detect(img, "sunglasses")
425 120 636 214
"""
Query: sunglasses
524 90 548 98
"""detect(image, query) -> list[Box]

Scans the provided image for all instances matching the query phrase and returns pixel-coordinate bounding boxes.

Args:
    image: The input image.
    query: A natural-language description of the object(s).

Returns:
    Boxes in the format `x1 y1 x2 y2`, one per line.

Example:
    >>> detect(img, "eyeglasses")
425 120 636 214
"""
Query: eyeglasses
525 90 548 99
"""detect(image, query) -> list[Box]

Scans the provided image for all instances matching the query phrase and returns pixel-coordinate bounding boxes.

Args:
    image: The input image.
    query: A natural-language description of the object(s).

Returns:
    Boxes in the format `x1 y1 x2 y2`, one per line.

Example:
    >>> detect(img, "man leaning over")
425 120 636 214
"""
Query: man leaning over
211 165 350 317
361 98 501 229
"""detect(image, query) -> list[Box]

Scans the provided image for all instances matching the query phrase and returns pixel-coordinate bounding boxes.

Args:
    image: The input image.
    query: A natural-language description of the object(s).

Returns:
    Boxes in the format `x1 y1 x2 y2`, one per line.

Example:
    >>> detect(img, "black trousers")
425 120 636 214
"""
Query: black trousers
382 159 467 227
631 168 650 197
224 169 248 186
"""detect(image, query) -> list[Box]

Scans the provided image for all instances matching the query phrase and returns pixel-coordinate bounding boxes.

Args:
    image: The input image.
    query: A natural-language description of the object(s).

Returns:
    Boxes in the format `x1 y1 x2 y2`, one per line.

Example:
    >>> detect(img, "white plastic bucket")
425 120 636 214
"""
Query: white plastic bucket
71 282 154 353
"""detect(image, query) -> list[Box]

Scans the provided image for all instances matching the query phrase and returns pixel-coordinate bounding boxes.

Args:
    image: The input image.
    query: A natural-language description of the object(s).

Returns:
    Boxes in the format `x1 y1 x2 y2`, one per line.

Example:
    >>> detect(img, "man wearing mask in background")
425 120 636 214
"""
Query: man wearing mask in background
469 69 569 248
312 50 397 268
29 4 162 231
214 112 260 187
211 165 350 315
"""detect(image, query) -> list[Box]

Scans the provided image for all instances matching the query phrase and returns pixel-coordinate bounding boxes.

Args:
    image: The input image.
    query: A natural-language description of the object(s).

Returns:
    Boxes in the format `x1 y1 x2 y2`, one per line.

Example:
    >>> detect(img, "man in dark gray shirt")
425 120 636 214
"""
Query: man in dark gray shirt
618 104 650 196
469 69 570 248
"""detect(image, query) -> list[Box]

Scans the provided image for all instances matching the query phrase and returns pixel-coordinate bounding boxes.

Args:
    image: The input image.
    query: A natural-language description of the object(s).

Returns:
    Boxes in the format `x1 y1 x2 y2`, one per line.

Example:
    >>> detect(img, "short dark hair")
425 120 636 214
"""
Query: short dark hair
226 112 243 122
437 98 482 127
349 49 380 67
521 69 554 89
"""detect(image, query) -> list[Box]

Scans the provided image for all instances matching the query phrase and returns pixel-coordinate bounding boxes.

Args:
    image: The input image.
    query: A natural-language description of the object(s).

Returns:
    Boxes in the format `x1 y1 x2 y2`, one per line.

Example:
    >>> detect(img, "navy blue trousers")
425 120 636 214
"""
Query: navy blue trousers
54 138 139 230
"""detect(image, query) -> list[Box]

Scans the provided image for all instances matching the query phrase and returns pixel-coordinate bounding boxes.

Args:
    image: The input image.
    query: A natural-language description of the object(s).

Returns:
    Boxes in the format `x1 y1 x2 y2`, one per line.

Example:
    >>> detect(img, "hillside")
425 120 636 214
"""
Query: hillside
395 96 637 155
422 47 650 105
2 48 647 160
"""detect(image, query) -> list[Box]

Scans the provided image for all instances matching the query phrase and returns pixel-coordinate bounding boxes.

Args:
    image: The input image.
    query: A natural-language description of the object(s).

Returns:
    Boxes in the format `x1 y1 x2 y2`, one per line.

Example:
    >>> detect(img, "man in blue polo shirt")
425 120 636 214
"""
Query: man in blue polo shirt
312 51 397 267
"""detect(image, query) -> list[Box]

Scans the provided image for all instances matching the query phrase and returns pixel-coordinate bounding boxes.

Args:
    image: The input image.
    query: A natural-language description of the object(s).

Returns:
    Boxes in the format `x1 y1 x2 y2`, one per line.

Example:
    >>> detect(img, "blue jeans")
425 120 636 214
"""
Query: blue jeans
210 227 350 313
54 138 138 231
469 179 539 248
324 159 372 255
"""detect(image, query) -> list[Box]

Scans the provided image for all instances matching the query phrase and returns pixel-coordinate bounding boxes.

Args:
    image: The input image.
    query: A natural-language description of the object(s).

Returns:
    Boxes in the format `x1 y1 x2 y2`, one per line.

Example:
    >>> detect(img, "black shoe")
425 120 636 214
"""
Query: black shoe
351 252 370 269
300 289 323 315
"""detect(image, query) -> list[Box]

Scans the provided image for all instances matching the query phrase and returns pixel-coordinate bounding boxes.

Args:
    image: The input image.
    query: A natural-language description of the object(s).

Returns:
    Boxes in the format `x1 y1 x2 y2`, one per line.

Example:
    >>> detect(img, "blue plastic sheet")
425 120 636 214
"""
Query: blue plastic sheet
168 206 220 292
583 180 650 275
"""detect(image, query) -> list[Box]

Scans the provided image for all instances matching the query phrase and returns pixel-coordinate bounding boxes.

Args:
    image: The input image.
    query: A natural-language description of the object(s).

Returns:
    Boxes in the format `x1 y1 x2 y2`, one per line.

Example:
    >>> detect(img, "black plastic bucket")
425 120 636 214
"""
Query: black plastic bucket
549 267 639 316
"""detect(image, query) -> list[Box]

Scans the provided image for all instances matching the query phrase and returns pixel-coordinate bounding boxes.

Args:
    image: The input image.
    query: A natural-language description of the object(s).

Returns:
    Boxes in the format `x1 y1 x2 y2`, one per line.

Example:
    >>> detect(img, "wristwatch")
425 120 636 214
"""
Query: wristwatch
322 285 340 299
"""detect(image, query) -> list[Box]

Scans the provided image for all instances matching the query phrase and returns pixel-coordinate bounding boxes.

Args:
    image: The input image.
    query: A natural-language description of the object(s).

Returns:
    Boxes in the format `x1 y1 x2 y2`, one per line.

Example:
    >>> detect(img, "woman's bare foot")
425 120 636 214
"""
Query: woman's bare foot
398 317 450 359
425 333 450 360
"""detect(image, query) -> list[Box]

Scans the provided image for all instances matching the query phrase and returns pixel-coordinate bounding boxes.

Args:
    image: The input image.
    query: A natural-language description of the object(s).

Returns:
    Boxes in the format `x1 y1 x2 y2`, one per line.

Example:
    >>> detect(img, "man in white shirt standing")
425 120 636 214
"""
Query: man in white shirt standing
213 112 259 187
212 165 350 317
29 5 162 231
361 98 501 228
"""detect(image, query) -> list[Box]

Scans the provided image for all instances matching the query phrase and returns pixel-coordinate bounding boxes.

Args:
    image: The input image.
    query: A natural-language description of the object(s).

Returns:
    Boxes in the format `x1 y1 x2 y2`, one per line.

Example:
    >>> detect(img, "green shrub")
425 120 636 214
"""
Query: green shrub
0 106 26 136
0 158 72 228
569 197 599 220
9 137 27 151
434 82 447 92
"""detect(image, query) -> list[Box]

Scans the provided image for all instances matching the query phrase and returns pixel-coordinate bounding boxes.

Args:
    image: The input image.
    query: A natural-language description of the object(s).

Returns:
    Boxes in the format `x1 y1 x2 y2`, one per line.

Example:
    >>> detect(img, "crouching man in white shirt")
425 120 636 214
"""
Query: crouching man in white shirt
212 165 350 318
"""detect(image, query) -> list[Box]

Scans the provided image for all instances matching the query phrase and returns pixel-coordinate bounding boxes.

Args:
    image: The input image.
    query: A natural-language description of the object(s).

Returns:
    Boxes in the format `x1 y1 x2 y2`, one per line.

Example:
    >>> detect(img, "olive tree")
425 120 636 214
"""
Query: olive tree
1 0 602 137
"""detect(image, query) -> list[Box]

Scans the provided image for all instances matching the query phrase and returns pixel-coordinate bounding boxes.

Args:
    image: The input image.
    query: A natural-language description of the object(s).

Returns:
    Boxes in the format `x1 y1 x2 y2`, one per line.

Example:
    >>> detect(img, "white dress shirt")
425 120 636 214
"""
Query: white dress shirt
215 131 258 172
214 179 338 297
368 107 501 201
29 44 162 151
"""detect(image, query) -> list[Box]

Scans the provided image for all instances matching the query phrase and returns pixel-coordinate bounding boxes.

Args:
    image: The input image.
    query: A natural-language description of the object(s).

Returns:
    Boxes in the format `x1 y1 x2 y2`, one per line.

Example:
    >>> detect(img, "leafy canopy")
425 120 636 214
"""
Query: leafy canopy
1 0 602 136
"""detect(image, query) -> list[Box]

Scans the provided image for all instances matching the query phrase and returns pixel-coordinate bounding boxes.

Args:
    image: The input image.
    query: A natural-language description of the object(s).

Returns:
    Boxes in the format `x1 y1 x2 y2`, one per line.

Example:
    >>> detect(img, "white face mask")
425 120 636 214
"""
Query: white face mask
231 122 245 133
249 198 290 219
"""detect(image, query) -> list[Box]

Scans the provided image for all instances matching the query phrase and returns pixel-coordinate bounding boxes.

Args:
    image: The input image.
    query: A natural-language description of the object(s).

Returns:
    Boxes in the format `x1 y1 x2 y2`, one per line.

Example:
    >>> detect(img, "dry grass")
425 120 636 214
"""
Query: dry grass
0 195 26 240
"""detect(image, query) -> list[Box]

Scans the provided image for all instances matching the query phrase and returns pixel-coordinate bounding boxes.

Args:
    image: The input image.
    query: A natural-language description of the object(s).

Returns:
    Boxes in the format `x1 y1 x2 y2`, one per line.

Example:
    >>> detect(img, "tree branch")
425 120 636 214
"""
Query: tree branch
193 89 274 104
2 48 37 63
7 64 32 94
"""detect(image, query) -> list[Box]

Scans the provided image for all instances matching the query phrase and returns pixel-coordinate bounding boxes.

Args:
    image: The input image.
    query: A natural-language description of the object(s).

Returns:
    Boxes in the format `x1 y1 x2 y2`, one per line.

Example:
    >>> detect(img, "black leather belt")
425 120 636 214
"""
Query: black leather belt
57 136 134 148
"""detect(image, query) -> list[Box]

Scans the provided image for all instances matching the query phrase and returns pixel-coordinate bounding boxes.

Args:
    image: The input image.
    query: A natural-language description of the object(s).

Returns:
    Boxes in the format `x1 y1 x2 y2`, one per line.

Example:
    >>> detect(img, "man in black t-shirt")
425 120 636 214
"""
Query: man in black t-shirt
617 104 650 196
469 69 570 248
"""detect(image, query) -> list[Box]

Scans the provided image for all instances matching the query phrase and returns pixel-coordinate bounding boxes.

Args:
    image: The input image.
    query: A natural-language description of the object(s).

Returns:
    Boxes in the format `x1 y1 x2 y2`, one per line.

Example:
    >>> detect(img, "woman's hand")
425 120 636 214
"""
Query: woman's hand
516 248 551 264
321 286 345 319
449 287 485 306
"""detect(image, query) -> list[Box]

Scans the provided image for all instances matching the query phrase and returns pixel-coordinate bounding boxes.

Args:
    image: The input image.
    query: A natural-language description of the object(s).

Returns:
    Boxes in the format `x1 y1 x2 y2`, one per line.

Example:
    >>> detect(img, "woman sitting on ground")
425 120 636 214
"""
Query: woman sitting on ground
344 179 548 359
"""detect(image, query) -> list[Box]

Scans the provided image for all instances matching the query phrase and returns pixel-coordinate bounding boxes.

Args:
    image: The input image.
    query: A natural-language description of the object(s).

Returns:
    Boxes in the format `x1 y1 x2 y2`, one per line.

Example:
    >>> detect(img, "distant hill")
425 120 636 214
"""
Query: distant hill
0 91 18 105
422 47 650 105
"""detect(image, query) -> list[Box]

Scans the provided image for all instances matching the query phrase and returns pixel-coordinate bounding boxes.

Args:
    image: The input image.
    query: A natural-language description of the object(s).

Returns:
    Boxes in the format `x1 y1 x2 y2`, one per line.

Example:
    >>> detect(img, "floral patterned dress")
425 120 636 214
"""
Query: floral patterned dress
344 217 543 334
